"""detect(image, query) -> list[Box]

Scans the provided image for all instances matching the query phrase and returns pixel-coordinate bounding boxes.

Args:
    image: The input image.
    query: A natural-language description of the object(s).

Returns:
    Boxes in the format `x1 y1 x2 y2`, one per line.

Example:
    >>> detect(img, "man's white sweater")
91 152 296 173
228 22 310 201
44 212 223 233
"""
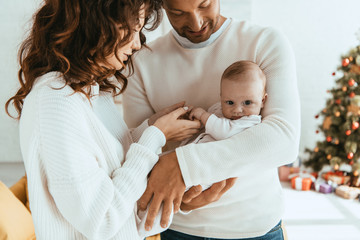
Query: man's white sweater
19 72 166 239
123 19 301 238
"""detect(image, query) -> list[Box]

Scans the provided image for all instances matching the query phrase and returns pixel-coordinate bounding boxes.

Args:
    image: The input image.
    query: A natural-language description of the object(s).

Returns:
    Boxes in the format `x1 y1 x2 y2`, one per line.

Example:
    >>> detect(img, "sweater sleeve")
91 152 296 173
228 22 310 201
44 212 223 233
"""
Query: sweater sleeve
123 57 156 128
38 89 165 239
205 115 261 140
176 28 301 187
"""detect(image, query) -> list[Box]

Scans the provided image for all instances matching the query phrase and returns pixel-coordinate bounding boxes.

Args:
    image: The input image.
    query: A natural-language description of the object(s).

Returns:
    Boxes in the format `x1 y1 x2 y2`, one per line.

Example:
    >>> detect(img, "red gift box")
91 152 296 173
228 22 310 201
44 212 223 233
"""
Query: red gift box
291 174 315 191
322 171 350 185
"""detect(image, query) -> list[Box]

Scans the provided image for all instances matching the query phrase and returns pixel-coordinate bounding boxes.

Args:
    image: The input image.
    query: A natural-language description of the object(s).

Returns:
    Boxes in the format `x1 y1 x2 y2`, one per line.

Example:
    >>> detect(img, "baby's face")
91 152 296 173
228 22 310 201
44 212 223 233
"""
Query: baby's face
221 75 266 120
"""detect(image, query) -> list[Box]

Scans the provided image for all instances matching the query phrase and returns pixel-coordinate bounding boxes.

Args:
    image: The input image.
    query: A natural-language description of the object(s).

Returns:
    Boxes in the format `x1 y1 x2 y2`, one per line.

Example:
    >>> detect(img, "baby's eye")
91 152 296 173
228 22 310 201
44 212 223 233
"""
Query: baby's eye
243 100 252 105
225 101 234 105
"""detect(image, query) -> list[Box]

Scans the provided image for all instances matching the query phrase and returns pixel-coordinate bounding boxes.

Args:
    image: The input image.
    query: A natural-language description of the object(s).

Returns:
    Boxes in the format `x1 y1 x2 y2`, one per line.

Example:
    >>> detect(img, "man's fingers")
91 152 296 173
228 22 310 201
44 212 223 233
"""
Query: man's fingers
173 197 182 213
160 200 172 228
145 196 162 231
219 177 237 195
182 185 202 203
204 180 226 201
139 189 153 211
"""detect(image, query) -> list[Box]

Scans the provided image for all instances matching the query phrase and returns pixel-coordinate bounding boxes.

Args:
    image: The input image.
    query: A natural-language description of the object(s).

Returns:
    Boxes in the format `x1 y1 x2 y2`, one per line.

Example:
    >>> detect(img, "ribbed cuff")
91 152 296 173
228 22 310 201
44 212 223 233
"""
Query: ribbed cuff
138 126 166 153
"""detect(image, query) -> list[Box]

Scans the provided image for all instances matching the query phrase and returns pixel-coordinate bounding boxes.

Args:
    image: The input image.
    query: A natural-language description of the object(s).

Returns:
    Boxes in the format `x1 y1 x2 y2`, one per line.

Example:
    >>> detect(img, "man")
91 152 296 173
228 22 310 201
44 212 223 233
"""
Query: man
123 0 300 239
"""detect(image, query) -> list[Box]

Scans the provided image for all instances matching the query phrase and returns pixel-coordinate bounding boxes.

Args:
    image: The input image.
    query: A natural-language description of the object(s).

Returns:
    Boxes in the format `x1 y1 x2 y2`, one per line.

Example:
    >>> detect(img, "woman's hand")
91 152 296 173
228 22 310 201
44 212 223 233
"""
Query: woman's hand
148 102 186 126
153 107 201 141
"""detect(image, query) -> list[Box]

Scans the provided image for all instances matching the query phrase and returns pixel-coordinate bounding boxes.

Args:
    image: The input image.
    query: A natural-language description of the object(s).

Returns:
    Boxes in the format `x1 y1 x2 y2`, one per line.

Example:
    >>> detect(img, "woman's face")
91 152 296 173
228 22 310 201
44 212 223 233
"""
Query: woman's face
105 7 146 70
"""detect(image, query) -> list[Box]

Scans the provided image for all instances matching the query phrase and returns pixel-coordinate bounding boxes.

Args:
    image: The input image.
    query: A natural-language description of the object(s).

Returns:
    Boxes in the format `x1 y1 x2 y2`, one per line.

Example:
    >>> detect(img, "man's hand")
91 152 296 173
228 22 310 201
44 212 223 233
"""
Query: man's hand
180 177 237 211
138 151 185 231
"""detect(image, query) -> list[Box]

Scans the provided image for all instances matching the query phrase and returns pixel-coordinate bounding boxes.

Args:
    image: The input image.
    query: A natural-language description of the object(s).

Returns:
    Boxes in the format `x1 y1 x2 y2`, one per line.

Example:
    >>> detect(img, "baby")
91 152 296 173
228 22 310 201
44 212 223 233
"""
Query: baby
137 60 267 237
189 60 267 144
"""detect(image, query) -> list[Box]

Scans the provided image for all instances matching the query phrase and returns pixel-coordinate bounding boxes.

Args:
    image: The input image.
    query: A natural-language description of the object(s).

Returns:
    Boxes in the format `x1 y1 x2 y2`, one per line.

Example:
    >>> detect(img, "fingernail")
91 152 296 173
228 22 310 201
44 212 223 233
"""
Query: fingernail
145 225 151 231
161 223 167 228
183 106 188 110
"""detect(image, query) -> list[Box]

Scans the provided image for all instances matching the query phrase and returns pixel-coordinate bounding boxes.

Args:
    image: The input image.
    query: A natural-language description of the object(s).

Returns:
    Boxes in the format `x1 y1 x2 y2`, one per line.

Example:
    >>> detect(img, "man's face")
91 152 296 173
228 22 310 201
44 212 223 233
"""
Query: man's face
163 0 221 43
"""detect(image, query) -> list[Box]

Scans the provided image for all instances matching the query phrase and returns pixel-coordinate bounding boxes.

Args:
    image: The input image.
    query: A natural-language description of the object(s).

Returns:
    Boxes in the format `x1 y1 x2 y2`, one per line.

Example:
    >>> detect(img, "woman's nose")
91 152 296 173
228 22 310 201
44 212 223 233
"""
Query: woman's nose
132 32 141 51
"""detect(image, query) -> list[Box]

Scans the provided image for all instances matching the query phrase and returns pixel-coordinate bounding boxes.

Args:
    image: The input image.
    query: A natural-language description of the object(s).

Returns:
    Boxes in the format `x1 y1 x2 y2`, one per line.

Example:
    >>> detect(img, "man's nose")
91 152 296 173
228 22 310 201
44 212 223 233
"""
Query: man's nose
188 11 203 31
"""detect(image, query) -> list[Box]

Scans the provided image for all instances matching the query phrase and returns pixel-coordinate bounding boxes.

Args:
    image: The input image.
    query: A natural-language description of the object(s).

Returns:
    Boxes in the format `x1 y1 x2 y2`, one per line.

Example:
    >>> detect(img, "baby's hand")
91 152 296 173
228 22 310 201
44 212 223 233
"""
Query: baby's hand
189 107 207 120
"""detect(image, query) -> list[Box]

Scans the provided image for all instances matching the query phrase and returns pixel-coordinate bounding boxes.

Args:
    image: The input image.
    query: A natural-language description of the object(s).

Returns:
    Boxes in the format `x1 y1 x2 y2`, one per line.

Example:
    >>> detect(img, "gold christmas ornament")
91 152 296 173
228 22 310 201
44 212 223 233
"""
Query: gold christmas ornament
314 147 319 152
342 86 347 91
334 164 339 170
327 154 332 160
335 111 340 117
323 116 332 130
354 170 359 177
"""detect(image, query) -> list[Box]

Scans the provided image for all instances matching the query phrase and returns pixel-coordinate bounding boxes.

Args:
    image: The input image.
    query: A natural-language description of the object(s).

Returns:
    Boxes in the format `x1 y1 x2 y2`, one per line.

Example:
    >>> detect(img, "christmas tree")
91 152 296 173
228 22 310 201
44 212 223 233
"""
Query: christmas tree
304 34 360 187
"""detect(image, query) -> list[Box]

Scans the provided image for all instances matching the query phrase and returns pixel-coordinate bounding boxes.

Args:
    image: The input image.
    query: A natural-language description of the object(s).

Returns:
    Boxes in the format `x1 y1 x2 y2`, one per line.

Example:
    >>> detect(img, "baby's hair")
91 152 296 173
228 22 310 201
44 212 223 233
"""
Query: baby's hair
221 60 266 86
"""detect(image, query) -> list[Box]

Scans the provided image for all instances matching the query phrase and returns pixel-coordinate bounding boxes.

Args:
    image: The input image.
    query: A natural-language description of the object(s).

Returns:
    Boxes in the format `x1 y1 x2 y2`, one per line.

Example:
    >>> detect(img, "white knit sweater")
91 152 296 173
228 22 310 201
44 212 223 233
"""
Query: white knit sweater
123 19 301 238
19 72 166 239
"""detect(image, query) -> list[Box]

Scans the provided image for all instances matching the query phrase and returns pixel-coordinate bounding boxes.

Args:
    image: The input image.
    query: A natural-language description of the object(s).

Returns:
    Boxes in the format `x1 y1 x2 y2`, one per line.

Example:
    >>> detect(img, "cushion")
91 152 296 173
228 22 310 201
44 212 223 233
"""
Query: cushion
0 181 36 240
9 176 28 207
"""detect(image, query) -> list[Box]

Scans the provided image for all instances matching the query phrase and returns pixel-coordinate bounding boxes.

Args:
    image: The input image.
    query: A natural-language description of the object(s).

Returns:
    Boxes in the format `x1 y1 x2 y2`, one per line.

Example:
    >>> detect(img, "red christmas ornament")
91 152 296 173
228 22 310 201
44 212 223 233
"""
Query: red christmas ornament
346 130 352 135
349 92 356 98
342 58 350 67
349 160 354 165
332 72 336 76
316 130 319 134
352 122 359 130
326 136 332 142
315 114 319 118
348 78 355 86
335 99 341 104
347 152 354 159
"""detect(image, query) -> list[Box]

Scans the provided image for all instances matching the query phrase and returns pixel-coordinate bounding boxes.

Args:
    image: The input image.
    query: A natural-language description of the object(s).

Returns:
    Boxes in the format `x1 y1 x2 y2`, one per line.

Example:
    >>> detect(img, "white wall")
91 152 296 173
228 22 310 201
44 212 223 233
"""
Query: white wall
1 0 360 163
0 0 42 162
251 0 360 160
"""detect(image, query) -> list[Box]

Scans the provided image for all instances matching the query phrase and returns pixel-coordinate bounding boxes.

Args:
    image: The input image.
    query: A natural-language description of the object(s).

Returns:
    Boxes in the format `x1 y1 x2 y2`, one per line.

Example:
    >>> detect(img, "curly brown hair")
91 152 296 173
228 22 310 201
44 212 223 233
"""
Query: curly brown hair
6 0 163 119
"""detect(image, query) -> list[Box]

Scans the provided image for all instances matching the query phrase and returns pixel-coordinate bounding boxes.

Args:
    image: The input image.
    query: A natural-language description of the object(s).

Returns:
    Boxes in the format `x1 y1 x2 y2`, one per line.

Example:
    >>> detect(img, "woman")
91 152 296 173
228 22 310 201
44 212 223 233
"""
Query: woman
5 0 200 239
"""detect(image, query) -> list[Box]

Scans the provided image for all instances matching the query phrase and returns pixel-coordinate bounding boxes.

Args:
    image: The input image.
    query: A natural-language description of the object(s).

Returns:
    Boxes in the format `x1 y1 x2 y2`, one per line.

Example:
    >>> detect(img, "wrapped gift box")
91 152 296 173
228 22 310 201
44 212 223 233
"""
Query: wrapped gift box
291 176 313 191
319 183 333 194
322 171 350 185
335 185 360 199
